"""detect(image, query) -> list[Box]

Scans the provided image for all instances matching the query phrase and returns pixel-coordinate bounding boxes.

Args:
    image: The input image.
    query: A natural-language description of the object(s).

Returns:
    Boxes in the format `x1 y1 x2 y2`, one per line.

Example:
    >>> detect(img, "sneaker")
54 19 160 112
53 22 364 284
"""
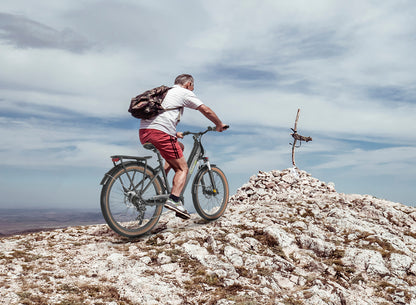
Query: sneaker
164 198 190 219
175 211 191 220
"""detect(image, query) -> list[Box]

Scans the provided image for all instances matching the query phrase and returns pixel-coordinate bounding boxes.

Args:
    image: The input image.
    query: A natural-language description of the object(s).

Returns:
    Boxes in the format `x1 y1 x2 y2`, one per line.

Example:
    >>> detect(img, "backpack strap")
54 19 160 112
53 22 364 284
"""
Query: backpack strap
161 88 182 118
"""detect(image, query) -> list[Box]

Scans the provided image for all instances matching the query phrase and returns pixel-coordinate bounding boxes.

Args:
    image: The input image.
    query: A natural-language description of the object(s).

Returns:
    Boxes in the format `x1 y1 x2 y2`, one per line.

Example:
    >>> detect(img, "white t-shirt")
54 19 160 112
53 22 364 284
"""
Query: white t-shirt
139 85 204 136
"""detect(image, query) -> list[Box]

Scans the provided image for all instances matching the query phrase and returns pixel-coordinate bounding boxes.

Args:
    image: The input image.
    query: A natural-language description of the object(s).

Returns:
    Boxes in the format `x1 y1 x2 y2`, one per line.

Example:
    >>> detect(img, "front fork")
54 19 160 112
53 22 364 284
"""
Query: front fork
202 157 218 196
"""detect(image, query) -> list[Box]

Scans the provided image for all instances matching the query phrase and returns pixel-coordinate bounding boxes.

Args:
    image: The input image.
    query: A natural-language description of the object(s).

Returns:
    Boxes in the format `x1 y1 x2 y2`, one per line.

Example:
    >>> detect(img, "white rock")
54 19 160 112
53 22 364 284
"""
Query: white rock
160 263 179 273
292 221 308 230
182 242 210 264
140 256 152 265
256 188 268 196
274 274 294 289
344 248 390 276
409 263 416 275
204 255 239 279
264 225 295 248
389 253 413 276
224 245 244 267
106 253 126 268
297 235 336 257
157 252 172 265
281 174 296 184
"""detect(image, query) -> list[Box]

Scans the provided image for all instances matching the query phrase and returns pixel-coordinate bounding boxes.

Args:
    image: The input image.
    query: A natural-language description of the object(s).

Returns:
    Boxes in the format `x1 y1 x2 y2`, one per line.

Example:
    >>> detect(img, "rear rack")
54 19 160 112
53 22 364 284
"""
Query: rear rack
111 155 152 162
110 155 152 175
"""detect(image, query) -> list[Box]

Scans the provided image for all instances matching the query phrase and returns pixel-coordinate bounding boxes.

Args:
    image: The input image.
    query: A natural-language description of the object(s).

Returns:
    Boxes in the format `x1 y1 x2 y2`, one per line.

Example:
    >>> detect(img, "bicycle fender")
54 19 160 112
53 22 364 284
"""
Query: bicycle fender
100 166 119 185
100 161 145 185
193 164 218 184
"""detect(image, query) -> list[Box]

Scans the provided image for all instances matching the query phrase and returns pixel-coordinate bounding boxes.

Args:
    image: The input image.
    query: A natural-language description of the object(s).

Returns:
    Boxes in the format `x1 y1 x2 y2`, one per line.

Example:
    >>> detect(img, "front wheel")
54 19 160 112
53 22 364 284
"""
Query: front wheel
192 165 229 220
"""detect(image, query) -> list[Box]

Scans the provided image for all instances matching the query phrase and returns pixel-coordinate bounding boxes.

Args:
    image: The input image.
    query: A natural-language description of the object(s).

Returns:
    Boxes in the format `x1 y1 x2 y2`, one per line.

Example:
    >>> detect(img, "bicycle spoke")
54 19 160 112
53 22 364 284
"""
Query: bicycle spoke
101 163 164 237
192 166 229 220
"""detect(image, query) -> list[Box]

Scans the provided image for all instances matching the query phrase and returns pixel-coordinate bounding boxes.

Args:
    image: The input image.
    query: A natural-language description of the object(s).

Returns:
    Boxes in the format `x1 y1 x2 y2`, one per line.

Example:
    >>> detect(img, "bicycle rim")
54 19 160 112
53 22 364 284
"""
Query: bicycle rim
192 166 229 220
101 163 164 238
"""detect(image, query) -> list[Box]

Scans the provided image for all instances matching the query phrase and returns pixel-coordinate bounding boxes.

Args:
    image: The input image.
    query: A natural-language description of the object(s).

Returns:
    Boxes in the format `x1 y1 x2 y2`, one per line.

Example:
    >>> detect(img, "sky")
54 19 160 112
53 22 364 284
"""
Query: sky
0 0 415 210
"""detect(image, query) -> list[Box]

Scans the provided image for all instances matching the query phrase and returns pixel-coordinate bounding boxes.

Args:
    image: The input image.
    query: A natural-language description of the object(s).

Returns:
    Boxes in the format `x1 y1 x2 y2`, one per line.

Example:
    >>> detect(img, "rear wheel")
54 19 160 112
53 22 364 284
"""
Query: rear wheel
100 163 164 238
192 166 229 220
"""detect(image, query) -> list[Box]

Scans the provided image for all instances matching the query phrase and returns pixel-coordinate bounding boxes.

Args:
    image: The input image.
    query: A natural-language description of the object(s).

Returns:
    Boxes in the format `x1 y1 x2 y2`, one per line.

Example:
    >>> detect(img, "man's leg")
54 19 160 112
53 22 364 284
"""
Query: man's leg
164 162 171 175
164 156 190 219
166 156 188 197
164 142 185 176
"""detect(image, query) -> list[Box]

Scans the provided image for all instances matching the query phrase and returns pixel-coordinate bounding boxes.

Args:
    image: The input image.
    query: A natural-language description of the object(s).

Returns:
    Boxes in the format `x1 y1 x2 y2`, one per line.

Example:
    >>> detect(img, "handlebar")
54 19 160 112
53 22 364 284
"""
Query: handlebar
182 125 229 136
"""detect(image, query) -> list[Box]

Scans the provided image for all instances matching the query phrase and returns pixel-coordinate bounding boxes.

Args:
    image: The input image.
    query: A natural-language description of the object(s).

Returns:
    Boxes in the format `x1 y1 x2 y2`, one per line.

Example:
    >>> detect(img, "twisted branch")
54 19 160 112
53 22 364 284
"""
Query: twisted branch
290 109 312 167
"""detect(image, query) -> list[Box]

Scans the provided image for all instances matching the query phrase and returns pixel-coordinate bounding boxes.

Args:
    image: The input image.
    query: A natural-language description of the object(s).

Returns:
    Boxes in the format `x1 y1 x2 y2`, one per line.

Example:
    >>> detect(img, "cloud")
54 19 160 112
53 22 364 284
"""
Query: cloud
366 85 416 104
0 12 91 52
203 64 278 86
57 0 210 56
0 116 138 169
0 44 148 118
1 1 416 207
313 146 416 174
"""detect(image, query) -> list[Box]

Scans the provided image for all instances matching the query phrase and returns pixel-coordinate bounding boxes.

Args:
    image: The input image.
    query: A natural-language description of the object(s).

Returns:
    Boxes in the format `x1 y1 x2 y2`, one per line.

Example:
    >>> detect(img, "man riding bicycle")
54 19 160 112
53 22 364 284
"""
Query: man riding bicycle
139 74 227 219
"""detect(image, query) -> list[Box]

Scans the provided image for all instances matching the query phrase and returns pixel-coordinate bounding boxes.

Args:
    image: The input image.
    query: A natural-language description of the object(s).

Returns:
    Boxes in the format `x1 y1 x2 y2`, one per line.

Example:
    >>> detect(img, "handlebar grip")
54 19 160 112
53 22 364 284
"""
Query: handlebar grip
182 131 190 136
208 125 230 131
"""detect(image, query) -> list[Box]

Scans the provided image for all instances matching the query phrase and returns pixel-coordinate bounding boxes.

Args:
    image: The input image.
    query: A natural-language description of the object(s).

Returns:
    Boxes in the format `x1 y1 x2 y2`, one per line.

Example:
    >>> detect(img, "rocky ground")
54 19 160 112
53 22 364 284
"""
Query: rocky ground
1 168 416 305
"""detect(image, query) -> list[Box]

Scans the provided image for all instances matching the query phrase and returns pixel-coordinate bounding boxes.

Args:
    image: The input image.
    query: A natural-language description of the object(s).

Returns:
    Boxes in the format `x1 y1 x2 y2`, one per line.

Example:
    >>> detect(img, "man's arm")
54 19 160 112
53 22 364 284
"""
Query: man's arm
197 104 227 132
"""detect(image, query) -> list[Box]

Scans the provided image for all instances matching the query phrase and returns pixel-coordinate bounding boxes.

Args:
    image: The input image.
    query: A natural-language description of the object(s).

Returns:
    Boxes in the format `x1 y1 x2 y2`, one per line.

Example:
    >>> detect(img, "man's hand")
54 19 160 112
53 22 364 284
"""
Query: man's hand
176 132 184 139
216 124 228 132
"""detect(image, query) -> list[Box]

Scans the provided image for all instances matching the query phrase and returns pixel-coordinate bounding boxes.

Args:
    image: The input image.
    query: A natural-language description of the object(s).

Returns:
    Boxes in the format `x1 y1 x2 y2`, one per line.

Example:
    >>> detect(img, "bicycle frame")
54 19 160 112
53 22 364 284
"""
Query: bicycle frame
144 128 214 199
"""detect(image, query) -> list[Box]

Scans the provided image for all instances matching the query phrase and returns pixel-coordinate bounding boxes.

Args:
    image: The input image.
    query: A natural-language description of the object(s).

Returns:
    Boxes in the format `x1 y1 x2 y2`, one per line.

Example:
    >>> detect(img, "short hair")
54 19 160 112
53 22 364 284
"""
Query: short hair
174 74 194 86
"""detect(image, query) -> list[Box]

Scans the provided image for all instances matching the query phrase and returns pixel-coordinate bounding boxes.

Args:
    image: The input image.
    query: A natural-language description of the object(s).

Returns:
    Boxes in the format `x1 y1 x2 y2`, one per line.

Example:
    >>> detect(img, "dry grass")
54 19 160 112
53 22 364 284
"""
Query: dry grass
404 230 416 239
251 229 288 259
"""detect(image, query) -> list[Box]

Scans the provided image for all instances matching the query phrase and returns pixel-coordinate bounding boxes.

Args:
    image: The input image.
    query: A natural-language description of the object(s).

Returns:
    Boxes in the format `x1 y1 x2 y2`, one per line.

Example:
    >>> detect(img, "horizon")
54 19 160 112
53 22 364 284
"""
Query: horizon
0 1 415 210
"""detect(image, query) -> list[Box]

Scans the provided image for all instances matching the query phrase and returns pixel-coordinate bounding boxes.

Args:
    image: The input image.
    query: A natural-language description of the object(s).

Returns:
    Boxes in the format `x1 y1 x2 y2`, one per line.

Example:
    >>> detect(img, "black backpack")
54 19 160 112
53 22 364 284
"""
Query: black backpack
128 85 172 119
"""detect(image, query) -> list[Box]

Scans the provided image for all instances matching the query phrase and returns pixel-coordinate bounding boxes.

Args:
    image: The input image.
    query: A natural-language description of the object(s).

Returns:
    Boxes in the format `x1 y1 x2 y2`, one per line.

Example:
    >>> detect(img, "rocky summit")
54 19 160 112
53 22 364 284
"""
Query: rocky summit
1 168 416 305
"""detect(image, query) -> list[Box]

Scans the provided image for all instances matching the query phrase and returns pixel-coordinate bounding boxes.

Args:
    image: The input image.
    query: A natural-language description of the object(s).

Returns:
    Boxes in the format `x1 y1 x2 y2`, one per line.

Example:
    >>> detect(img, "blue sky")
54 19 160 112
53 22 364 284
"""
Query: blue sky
0 0 415 210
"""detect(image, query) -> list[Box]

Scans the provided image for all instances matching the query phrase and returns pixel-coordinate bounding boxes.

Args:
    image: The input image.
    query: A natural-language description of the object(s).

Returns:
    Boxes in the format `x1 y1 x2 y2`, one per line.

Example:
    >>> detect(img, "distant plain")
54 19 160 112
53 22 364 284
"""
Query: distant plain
0 209 105 236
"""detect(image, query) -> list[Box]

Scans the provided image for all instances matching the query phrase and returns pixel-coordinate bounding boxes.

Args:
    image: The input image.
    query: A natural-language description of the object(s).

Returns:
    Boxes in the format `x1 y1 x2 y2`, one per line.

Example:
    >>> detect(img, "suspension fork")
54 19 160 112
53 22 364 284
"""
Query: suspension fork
203 157 219 196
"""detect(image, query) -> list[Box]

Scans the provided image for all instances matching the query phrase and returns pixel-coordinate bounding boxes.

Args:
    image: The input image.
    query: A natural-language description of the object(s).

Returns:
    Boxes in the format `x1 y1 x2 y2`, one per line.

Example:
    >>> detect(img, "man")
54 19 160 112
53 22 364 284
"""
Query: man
139 74 227 219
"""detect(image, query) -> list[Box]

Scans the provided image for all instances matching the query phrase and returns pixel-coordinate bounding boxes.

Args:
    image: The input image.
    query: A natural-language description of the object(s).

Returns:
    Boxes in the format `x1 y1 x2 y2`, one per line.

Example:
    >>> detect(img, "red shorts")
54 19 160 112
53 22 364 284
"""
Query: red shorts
139 129 183 160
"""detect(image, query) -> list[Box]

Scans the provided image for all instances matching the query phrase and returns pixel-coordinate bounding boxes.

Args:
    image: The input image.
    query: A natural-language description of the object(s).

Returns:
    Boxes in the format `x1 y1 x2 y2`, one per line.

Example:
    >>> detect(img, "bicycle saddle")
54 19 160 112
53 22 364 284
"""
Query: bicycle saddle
143 142 156 150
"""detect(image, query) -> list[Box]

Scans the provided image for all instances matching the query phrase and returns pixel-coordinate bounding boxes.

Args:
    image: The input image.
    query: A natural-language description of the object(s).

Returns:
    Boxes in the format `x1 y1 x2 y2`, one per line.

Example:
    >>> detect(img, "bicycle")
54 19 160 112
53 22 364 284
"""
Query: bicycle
100 126 229 238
